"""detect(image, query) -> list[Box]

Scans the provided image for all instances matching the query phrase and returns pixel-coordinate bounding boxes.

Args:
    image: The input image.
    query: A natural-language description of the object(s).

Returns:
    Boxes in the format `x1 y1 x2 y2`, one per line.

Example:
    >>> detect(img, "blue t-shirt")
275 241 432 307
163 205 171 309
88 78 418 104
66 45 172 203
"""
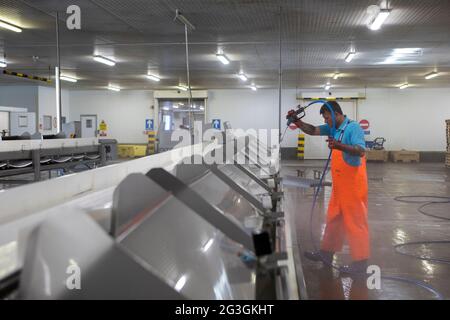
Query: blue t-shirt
319 117 366 167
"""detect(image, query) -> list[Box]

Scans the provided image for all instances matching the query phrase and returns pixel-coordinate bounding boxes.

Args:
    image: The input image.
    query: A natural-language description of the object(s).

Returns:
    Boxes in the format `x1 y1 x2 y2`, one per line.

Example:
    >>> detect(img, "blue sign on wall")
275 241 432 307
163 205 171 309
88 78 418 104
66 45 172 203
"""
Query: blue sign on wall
145 119 154 131
212 119 221 130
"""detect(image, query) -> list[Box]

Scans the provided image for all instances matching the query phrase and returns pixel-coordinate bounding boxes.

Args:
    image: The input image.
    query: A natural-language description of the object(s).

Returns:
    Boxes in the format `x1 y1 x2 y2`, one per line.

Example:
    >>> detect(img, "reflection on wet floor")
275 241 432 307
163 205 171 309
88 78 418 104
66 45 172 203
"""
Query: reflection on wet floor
282 161 450 300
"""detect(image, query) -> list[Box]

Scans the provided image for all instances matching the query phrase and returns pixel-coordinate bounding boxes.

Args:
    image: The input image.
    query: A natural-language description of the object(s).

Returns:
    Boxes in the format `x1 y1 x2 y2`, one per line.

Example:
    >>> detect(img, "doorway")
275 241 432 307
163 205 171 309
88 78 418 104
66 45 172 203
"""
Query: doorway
157 99 206 151
0 111 9 137
80 115 97 138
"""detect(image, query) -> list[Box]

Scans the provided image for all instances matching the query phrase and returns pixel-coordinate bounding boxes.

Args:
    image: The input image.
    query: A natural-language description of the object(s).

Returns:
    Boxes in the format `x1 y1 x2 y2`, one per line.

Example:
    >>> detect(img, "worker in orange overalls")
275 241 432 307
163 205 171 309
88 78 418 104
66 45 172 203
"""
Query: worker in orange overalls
287 101 369 274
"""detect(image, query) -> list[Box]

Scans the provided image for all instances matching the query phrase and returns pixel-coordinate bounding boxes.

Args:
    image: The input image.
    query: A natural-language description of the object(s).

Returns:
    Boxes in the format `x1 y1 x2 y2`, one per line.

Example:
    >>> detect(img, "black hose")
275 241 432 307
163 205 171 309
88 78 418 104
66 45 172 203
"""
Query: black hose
394 241 450 265
393 195 450 265
394 195 450 221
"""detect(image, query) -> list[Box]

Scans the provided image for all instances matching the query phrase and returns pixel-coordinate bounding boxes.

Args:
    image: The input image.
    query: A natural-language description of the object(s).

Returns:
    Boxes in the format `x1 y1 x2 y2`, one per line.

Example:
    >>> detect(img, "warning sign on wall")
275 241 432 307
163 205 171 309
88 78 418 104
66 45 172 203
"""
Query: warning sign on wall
99 120 108 137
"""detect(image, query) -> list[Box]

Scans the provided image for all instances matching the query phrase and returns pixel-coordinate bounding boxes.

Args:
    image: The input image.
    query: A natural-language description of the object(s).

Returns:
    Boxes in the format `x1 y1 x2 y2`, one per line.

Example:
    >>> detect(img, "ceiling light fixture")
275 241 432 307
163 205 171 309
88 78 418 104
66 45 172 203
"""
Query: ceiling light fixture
146 74 161 82
238 73 248 81
216 52 230 65
0 19 22 33
108 85 120 92
325 83 331 90
250 84 257 91
60 75 77 83
345 51 356 63
176 85 188 91
368 9 391 31
399 83 409 90
333 73 340 80
393 48 423 56
0 61 7 68
93 55 116 66
425 71 439 80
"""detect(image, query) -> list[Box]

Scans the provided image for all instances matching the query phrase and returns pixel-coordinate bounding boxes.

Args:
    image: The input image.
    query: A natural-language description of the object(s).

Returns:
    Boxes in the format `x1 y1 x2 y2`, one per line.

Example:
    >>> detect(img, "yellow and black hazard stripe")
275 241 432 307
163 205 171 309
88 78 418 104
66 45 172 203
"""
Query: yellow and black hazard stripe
3 70 52 83
301 97 363 101
147 131 156 154
297 134 305 159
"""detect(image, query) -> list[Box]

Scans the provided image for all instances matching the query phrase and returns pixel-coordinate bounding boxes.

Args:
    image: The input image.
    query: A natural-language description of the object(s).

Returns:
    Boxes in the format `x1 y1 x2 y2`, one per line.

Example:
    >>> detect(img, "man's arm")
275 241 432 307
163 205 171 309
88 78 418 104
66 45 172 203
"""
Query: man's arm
294 119 321 136
328 138 365 157
339 143 366 157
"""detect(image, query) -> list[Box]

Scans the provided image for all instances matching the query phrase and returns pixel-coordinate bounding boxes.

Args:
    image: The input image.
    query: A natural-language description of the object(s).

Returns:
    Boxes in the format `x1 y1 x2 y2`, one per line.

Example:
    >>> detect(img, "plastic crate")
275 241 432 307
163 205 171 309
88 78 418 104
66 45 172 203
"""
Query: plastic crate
128 145 147 157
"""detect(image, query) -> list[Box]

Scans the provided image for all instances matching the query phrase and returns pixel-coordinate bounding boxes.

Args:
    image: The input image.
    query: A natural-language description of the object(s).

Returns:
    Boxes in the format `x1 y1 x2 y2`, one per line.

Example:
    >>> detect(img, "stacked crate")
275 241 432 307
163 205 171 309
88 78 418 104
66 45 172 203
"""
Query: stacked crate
446 120 450 168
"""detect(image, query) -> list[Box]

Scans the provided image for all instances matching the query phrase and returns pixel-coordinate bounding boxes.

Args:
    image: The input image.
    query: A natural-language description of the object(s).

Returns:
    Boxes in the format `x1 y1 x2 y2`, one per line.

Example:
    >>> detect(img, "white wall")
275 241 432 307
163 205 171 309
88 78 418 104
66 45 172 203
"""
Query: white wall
37 86 70 135
207 89 280 131
12 86 447 152
207 88 450 153
69 90 154 143
358 88 450 151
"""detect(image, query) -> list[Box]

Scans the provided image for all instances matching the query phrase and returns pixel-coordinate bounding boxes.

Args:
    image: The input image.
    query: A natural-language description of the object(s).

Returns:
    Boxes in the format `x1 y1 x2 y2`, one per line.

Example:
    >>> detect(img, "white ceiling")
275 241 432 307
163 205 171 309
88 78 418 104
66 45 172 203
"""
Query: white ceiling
0 0 449 90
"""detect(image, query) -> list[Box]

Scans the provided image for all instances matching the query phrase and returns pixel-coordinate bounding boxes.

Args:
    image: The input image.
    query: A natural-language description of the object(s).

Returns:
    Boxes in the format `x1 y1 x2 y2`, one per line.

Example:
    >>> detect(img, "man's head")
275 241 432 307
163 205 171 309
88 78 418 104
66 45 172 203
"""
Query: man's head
320 101 344 128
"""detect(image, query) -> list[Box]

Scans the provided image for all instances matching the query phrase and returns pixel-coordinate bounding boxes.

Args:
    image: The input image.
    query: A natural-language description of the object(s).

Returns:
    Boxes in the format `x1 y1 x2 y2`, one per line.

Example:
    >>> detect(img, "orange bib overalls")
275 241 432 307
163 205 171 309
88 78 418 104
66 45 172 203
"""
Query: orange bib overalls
320 127 370 261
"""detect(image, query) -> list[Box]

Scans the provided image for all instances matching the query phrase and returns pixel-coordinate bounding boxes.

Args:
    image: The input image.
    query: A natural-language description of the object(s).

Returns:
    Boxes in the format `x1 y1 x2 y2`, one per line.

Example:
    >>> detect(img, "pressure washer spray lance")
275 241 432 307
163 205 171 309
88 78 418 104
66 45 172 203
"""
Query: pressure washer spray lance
280 104 312 144
283 100 444 299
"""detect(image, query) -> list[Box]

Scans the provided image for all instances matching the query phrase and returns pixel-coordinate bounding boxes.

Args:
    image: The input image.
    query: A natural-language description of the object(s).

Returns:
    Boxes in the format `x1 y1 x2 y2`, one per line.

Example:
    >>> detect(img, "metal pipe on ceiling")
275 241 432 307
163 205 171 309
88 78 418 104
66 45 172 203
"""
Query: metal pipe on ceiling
278 6 282 147
55 11 62 133
174 9 195 144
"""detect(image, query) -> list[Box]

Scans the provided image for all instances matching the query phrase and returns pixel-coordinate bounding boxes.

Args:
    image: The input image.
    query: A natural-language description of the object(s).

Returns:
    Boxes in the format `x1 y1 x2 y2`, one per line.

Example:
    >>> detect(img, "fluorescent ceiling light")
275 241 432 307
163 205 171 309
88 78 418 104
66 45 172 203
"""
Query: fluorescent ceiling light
0 61 7 68
93 55 116 66
173 104 179 109
238 73 248 81
325 84 331 90
174 275 187 291
345 51 356 63
333 73 340 80
0 20 22 33
60 75 77 83
200 106 204 110
146 74 160 82
393 48 422 56
176 85 188 91
425 71 439 80
250 84 257 91
399 83 409 90
368 9 391 31
216 53 230 65
108 85 120 92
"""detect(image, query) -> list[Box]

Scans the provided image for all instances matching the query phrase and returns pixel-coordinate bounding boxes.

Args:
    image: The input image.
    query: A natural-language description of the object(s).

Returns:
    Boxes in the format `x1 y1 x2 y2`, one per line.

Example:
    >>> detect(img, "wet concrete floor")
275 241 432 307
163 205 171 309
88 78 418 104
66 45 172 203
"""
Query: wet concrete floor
282 161 450 300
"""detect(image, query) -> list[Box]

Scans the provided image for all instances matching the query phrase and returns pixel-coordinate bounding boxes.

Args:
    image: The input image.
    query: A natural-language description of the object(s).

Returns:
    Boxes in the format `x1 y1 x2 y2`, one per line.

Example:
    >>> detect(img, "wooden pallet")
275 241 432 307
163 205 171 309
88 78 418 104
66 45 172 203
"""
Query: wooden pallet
446 120 449 152
391 150 420 163
394 159 420 163
366 150 389 162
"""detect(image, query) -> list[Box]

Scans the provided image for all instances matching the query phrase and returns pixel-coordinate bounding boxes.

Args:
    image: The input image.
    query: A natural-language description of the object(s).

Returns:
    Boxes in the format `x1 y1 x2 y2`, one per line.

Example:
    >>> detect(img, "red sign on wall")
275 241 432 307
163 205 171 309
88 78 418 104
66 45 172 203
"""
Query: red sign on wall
359 119 370 130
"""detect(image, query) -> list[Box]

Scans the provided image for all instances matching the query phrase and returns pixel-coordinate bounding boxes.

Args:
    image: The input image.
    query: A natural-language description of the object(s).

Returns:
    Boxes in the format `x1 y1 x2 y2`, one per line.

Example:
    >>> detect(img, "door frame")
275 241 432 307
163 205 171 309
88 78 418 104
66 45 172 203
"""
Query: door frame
80 114 98 138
